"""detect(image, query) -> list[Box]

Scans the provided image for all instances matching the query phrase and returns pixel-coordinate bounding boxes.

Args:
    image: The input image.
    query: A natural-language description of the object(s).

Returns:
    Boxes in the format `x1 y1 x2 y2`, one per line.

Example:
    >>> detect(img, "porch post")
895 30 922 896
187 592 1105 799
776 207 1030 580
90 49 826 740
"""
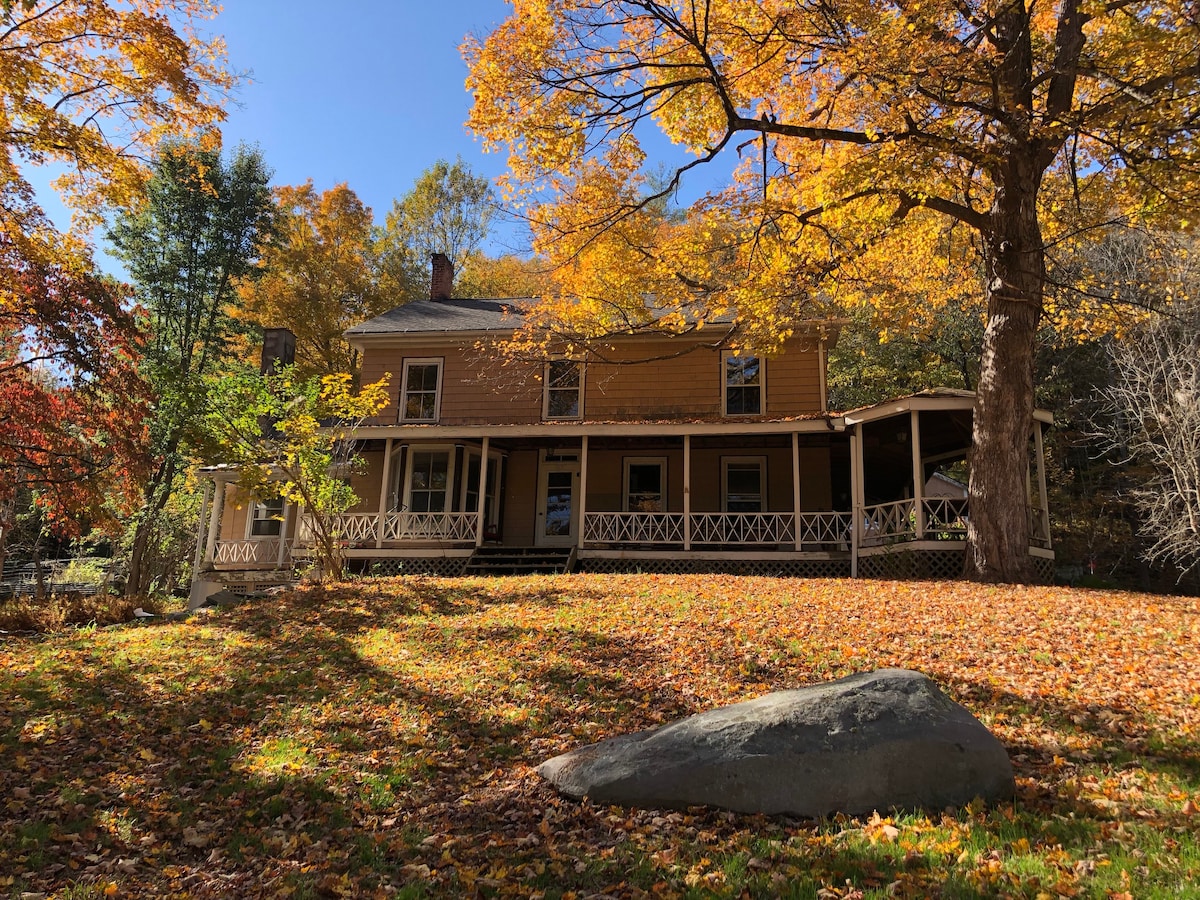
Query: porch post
792 432 803 551
683 434 692 551
578 434 589 549
377 438 393 549
850 429 862 578
193 479 212 573
1034 422 1051 550
276 501 292 568
910 409 925 539
203 479 227 565
476 436 491 548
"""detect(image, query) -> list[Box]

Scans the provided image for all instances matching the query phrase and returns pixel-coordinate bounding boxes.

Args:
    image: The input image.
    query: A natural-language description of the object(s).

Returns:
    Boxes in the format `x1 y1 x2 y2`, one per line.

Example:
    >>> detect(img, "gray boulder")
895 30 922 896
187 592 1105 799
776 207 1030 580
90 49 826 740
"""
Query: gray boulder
538 668 1013 817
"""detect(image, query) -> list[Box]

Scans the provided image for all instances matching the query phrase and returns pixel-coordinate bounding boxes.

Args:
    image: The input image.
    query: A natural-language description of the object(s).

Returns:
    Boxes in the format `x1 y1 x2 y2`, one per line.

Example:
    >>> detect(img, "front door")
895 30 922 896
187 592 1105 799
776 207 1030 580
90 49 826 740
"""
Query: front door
536 461 579 546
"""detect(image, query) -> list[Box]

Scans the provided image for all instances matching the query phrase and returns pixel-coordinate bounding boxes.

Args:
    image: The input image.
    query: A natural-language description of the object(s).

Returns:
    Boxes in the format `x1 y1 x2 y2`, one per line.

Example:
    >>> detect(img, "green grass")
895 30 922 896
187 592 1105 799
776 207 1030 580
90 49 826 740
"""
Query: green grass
1 574 1197 897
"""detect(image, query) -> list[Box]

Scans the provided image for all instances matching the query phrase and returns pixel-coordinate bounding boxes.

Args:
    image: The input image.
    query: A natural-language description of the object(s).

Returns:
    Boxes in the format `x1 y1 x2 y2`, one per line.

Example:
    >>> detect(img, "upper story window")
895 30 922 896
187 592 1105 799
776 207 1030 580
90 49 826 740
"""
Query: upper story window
401 358 443 422
249 496 285 537
544 359 583 420
723 352 763 416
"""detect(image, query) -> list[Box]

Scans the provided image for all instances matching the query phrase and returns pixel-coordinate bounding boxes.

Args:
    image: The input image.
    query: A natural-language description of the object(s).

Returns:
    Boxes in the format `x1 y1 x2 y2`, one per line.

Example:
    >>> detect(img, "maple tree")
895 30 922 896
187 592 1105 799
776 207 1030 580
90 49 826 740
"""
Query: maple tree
202 367 390 582
237 182 387 379
0 0 230 229
108 141 274 596
1 0 234 569
0 225 149 549
465 0 1200 583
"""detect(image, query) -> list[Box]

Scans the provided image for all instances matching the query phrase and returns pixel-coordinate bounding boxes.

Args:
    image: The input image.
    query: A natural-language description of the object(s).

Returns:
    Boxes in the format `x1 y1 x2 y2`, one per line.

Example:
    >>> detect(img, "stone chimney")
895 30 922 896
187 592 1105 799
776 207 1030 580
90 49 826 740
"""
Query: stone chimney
430 252 454 301
260 328 296 375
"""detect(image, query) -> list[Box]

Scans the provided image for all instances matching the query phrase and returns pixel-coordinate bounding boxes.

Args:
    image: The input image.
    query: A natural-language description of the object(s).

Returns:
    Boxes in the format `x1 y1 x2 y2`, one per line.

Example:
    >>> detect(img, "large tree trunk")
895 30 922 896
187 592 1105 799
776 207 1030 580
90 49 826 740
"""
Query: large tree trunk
966 158 1044 583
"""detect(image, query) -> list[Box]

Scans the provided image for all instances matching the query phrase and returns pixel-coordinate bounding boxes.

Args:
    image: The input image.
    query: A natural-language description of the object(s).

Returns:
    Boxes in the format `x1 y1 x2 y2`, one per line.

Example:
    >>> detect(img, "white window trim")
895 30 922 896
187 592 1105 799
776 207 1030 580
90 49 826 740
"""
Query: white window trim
542 359 585 421
460 448 504 530
399 357 444 423
401 443 457 514
721 455 767 513
622 456 668 512
246 495 286 539
721 351 765 417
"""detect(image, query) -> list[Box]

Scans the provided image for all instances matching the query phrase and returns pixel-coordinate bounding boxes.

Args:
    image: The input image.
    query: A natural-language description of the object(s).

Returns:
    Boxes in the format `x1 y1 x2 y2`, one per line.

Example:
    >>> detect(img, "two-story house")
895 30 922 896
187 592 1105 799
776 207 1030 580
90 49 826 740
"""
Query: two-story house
191 255 1053 602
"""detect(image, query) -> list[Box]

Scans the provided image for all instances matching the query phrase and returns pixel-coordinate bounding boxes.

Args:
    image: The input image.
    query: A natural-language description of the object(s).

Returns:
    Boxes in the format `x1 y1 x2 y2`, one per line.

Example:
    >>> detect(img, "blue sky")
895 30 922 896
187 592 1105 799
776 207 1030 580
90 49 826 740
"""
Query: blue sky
214 0 522 249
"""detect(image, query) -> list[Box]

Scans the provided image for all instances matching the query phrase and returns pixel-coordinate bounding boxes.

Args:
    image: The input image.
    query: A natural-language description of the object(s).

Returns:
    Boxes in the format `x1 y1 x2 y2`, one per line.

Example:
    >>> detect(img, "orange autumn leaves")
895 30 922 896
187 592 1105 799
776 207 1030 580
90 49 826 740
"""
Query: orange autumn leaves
2 575 1198 897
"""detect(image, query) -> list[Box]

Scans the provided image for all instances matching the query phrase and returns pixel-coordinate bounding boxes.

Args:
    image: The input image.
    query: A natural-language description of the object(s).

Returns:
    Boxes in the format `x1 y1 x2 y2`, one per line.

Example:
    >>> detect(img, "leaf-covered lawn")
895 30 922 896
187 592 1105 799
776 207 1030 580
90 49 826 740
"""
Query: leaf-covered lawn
2 576 1197 898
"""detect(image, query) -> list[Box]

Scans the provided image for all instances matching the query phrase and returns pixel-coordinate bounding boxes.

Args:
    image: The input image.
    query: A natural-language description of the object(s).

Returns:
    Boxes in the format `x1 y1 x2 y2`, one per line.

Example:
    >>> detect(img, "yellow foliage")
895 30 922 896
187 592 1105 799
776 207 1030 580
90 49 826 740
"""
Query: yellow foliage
465 0 1200 348
1 0 230 230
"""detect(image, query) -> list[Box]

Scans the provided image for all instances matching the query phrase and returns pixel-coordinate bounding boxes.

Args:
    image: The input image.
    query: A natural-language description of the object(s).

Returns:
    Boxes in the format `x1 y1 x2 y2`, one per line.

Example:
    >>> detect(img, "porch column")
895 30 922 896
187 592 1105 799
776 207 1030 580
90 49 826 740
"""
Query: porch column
910 410 926 539
683 434 692 551
203 479 228 565
792 432 803 551
476 436 491 548
1034 423 1051 550
850 429 863 578
377 438 394 549
578 435 589 549
192 479 212 573
276 501 292 568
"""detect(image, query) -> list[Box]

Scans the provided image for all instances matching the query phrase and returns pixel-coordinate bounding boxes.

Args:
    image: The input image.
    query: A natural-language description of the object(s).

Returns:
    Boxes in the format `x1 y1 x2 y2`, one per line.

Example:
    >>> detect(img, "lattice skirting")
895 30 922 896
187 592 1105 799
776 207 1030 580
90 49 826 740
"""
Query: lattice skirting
858 549 966 580
859 549 1055 583
352 557 470 578
1032 555 1055 584
577 557 852 578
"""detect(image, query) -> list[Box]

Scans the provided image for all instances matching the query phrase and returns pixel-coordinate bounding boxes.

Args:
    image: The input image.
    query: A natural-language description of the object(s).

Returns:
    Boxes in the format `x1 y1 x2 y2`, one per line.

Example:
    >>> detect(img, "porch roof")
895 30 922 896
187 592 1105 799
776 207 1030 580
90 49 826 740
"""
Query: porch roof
841 388 1053 425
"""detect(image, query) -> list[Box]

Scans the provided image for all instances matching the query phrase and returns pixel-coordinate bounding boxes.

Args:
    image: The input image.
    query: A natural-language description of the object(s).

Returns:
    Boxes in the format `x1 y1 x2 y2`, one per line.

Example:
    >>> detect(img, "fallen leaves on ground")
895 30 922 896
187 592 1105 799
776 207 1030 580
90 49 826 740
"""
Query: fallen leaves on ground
1 575 1197 898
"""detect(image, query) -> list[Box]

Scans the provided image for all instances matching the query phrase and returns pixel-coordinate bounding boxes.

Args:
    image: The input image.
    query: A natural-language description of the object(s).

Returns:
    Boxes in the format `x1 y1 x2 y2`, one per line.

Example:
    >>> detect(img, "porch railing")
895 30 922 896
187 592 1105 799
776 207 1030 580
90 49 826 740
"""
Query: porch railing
690 512 795 545
584 512 684 544
860 500 916 547
296 513 380 546
383 511 477 542
213 539 285 565
796 511 854 547
923 497 969 538
582 511 854 548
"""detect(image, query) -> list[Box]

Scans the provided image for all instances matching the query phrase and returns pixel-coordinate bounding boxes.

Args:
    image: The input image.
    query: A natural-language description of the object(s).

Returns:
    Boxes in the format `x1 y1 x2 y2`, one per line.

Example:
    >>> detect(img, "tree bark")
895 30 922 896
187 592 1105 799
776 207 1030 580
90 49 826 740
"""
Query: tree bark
967 159 1044 583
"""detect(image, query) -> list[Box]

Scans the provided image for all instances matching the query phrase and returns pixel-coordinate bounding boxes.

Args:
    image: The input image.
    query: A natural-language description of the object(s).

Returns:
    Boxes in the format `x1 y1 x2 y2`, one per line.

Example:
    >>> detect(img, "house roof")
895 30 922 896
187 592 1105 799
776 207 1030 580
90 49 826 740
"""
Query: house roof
344 298 530 335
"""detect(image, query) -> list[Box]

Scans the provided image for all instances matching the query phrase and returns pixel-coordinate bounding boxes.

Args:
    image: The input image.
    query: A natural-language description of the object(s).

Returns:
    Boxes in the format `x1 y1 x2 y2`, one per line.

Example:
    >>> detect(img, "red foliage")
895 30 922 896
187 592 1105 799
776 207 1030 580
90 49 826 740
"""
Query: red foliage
0 229 150 535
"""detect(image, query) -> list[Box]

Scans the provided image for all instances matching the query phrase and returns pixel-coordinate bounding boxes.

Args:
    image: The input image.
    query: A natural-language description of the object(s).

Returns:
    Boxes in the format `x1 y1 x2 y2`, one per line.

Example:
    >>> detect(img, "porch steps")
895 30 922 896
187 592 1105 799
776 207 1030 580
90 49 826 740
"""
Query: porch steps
464 546 575 576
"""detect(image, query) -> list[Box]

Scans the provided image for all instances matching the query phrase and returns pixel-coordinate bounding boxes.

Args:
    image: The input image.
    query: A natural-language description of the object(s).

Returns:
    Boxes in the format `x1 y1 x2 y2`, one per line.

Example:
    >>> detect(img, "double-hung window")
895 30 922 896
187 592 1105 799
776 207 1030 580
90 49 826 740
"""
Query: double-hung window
544 359 583 420
401 359 443 422
404 448 453 513
723 353 763 416
249 496 285 537
624 458 666 512
723 457 765 513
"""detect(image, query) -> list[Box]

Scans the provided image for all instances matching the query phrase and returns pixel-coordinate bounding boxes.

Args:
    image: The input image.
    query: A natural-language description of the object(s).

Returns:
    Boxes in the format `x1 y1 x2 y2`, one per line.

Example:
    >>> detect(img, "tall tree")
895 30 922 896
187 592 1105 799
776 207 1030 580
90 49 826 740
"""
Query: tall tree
466 0 1200 583
238 182 383 378
376 158 496 297
108 141 274 596
1 0 232 557
0 223 149 552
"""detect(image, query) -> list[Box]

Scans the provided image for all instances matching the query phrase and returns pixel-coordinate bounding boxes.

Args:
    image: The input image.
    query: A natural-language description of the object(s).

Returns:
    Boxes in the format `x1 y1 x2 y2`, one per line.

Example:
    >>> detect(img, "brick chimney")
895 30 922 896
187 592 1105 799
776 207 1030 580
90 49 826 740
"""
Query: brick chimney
260 328 296 375
430 252 454 301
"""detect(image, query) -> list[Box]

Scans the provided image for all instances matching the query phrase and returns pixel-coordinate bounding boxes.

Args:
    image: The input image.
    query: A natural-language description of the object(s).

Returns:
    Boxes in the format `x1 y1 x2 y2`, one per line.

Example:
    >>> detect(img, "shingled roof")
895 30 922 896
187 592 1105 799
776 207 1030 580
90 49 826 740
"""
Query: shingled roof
344 298 531 336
